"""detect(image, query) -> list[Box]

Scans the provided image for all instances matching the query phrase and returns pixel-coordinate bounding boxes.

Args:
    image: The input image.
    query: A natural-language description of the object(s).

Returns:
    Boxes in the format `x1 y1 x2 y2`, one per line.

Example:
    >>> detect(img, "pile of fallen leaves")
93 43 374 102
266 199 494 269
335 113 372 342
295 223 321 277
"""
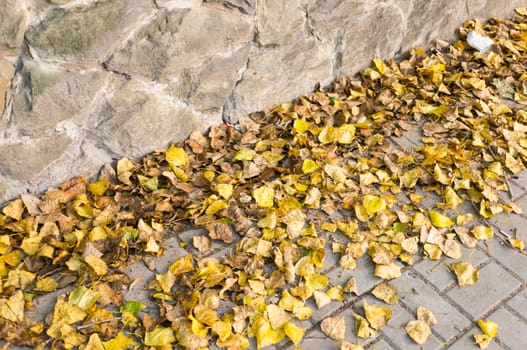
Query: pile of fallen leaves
2 9 527 350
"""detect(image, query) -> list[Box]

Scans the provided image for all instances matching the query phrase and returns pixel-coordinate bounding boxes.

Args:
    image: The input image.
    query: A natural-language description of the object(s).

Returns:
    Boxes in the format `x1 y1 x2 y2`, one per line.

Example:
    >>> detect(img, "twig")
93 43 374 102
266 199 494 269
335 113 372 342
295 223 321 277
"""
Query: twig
77 317 122 330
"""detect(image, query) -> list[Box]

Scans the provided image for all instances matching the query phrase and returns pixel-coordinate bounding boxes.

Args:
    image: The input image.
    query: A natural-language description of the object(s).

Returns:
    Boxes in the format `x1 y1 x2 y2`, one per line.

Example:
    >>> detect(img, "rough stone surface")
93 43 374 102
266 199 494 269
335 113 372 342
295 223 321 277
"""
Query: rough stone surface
0 0 523 203
0 135 71 180
340 3 405 75
307 0 369 37
25 0 153 63
256 0 306 46
7 60 109 137
225 38 334 120
94 80 219 157
0 0 27 49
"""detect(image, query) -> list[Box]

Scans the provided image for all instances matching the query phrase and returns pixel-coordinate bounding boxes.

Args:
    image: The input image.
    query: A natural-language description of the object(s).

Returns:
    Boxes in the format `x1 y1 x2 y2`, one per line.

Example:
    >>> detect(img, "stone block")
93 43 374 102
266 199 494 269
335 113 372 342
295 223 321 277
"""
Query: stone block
204 0 256 14
449 326 503 350
390 270 471 342
377 300 443 350
256 0 306 46
0 58 16 112
107 6 252 112
94 80 220 158
401 0 466 53
8 60 108 137
0 136 71 181
446 262 521 320
0 0 27 49
307 0 369 37
467 0 525 20
486 307 527 350
484 234 527 282
507 288 527 320
340 3 404 75
26 0 154 63
225 38 334 122
413 246 489 292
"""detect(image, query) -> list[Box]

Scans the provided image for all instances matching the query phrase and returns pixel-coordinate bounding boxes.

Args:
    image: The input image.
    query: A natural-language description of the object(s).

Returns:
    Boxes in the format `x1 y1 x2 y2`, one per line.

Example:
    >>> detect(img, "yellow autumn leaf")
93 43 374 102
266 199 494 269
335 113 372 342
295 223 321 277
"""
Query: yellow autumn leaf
266 304 290 330
302 159 319 174
417 306 438 325
253 185 275 208
284 321 305 345
34 276 58 292
169 255 194 275
156 271 176 293
471 225 494 240
252 316 285 349
374 262 402 280
166 145 188 167
211 320 232 342
3 199 24 221
515 7 527 16
52 296 87 324
429 210 454 228
371 283 399 305
85 333 105 350
88 178 108 196
508 238 525 251
205 199 228 216
451 261 479 287
73 194 93 218
216 183 233 200
341 340 365 350
313 290 332 309
233 149 256 161
443 186 463 210
103 332 138 350
21 235 41 255
354 314 376 339
364 300 391 330
321 316 346 340
405 319 431 344
0 290 24 323
293 119 311 133
69 285 100 310
84 254 108 276
363 195 386 216
116 157 135 185
473 333 493 349
144 326 176 346
477 319 499 337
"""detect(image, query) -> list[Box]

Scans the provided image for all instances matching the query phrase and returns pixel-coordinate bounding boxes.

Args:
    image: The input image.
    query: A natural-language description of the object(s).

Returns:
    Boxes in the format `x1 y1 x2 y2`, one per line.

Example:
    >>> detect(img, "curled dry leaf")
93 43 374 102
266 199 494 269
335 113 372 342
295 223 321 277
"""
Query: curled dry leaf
405 319 431 345
321 316 346 341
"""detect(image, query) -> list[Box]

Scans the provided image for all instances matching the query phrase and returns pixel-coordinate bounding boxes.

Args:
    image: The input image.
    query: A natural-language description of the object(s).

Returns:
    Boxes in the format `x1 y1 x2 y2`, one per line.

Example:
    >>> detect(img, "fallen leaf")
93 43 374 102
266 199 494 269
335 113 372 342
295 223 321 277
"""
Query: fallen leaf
451 261 479 287
405 319 431 344
321 316 346 340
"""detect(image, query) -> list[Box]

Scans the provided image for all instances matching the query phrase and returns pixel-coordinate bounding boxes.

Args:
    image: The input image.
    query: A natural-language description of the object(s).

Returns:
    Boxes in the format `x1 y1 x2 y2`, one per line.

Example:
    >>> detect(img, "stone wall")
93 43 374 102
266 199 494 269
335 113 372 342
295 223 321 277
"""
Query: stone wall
0 0 524 204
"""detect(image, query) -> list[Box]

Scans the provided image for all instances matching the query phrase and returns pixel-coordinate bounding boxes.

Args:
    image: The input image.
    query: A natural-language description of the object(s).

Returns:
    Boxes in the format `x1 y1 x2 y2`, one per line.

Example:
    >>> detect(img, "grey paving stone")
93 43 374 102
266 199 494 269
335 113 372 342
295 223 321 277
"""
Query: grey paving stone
296 306 380 349
488 211 527 242
366 338 396 350
282 328 346 350
390 270 471 342
177 227 233 258
448 326 503 350
325 255 383 296
506 288 527 322
390 135 417 152
486 307 527 350
446 261 522 320
413 247 489 292
484 237 527 282
369 297 443 350
510 170 527 192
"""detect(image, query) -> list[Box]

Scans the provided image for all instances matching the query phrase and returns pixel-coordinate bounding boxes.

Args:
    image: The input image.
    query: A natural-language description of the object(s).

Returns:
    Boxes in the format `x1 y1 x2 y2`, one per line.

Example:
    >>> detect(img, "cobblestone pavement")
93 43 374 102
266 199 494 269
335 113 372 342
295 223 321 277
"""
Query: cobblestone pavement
20 128 527 350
